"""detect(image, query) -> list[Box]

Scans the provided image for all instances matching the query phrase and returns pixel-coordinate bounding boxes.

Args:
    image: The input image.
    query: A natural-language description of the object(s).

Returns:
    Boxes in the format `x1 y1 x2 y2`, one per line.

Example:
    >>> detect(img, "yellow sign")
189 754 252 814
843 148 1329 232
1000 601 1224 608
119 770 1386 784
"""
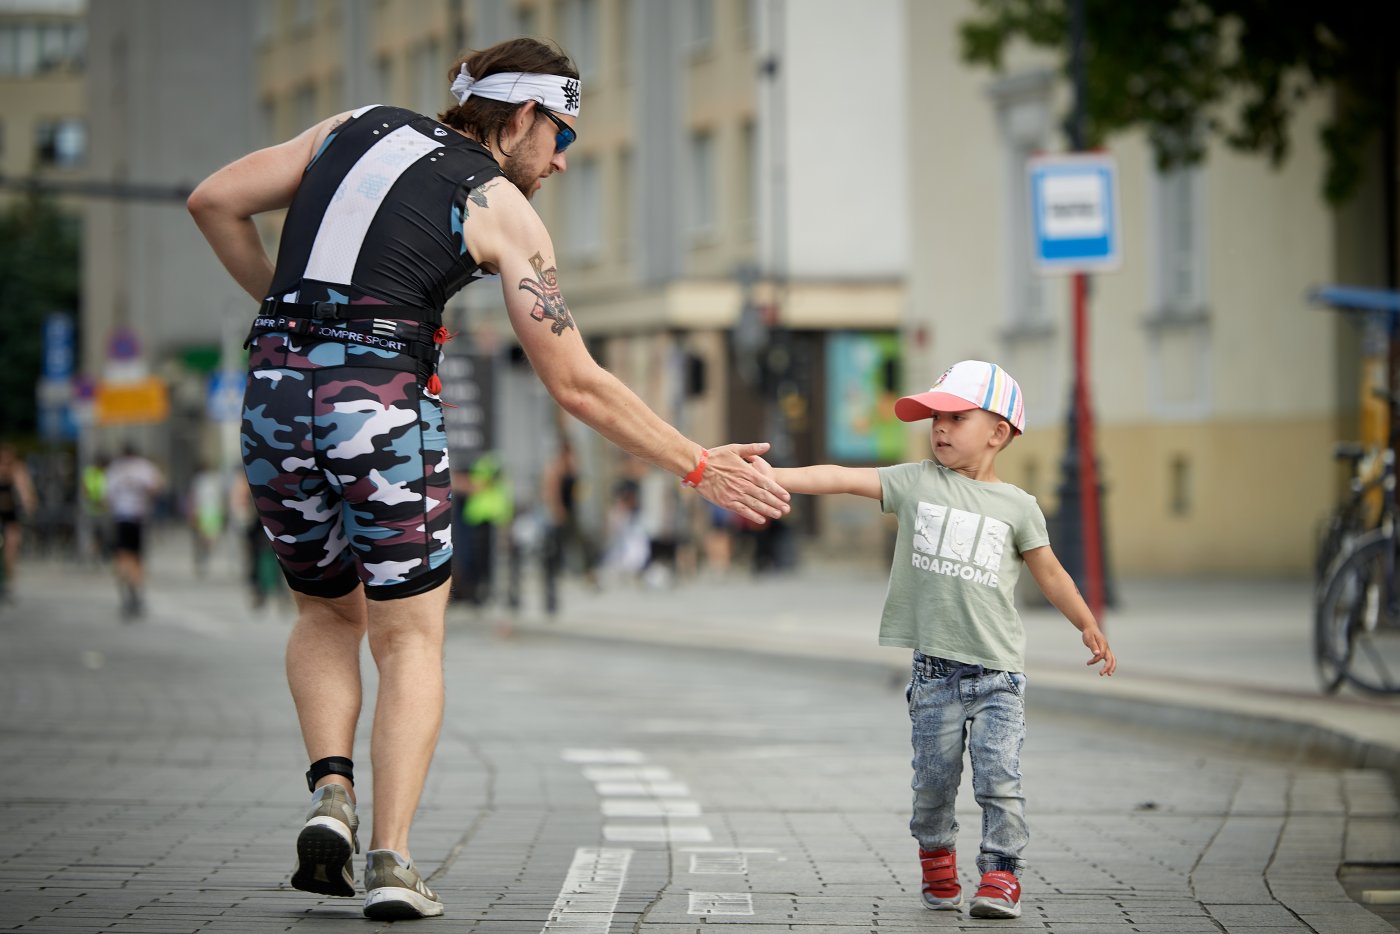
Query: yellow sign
94 377 170 426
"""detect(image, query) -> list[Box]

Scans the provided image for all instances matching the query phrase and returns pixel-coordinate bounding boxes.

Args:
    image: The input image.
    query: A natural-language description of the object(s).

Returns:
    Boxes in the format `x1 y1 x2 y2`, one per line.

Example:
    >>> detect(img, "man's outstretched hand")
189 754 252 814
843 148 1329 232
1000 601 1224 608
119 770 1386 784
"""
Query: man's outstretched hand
695 442 791 525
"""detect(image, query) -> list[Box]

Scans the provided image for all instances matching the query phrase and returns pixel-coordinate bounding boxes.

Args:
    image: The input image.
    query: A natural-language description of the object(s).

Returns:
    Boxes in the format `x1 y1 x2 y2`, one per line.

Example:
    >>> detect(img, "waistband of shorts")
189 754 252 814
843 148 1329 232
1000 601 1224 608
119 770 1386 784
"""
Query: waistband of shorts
258 297 440 325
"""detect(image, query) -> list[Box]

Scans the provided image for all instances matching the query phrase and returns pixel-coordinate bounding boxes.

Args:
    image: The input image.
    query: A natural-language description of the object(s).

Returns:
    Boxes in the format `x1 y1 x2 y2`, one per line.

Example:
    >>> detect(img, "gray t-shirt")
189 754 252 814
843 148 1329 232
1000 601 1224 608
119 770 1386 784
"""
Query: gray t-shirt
877 460 1050 671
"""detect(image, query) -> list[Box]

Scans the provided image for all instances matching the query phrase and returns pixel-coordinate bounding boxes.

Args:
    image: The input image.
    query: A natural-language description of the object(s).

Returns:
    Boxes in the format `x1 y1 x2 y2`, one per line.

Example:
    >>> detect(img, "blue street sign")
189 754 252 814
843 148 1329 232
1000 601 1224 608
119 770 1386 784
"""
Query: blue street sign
43 313 75 380
207 370 246 423
1028 154 1121 274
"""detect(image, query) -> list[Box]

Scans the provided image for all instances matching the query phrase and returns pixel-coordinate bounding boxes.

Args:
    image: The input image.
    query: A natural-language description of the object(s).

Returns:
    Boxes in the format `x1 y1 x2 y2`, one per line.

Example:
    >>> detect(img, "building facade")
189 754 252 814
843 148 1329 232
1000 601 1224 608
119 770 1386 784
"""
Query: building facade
70 0 1376 574
904 0 1385 575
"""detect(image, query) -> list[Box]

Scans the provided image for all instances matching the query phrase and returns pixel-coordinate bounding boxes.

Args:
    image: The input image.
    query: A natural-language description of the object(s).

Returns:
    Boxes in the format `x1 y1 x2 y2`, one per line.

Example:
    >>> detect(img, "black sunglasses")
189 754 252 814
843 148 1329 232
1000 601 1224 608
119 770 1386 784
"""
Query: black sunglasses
537 107 577 153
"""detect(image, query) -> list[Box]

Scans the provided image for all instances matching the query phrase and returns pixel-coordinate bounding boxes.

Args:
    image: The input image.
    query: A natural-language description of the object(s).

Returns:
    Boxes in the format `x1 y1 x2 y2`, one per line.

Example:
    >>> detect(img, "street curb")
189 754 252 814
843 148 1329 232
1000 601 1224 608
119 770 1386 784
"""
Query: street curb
472 613 1400 783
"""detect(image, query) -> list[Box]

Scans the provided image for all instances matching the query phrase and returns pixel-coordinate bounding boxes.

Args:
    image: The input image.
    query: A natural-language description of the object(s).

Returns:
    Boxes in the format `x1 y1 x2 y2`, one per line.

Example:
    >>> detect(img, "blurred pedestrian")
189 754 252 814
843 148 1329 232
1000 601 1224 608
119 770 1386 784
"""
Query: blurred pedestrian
460 453 513 607
104 443 164 620
187 461 226 578
188 35 788 920
0 442 37 597
601 477 649 582
80 452 111 565
541 438 598 613
229 477 280 610
753 360 1113 920
702 501 737 576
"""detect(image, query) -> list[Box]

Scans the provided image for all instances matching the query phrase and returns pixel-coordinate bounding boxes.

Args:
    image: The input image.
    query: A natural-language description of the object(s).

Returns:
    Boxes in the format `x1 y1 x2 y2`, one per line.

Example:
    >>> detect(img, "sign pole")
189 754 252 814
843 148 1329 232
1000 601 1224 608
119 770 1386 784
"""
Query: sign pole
1072 272 1105 617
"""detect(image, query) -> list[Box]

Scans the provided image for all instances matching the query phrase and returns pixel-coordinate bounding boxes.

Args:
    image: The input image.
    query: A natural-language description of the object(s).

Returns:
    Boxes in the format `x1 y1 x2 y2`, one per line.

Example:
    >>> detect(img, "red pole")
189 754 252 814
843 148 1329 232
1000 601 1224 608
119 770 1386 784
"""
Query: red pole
1073 272 1106 620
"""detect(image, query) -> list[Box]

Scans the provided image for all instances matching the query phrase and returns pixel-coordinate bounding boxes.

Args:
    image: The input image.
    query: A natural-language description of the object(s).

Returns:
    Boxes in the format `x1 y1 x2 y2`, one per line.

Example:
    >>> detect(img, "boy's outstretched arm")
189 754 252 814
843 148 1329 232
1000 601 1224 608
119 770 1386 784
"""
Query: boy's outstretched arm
1023 546 1116 676
750 459 883 500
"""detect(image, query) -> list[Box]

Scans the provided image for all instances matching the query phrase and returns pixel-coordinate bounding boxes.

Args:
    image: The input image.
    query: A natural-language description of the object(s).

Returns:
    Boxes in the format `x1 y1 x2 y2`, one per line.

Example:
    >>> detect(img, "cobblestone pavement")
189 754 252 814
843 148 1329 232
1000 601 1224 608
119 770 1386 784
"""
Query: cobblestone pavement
0 548 1396 933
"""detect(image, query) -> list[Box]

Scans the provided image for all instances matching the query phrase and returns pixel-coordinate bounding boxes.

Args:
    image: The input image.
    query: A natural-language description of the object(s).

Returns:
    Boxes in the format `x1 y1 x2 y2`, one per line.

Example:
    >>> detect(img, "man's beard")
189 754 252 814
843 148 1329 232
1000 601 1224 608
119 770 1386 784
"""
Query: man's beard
500 149 538 201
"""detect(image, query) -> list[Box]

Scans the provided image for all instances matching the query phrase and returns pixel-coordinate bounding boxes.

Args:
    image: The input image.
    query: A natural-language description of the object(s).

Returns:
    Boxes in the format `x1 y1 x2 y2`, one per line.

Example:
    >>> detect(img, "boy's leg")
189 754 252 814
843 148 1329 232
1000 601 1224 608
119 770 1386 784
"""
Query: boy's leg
907 654 974 910
966 670 1028 919
965 670 1029 876
907 655 969 848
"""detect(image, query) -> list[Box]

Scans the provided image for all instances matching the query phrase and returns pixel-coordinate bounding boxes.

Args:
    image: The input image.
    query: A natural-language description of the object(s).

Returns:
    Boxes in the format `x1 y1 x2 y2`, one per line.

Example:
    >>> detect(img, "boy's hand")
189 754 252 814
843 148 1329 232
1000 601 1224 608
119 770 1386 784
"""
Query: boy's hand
1082 627 1115 676
748 455 774 475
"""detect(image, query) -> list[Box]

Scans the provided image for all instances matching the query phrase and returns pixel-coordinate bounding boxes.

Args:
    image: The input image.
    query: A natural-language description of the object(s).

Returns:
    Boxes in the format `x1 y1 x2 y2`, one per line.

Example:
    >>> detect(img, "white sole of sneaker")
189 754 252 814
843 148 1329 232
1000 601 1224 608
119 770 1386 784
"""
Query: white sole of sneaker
291 818 356 898
922 895 964 911
969 897 1021 919
363 886 445 920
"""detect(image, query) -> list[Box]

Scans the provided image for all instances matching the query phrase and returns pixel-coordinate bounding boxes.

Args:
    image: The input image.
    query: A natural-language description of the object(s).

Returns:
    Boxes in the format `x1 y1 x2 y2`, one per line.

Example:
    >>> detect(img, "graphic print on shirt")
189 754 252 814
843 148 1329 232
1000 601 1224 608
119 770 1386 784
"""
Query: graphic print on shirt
912 501 1008 587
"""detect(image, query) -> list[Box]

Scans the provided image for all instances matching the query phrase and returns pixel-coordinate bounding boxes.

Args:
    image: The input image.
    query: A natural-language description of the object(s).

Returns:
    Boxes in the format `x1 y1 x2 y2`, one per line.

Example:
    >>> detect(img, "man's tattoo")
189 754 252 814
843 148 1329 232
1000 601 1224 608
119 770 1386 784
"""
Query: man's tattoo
461 185 489 220
518 253 576 335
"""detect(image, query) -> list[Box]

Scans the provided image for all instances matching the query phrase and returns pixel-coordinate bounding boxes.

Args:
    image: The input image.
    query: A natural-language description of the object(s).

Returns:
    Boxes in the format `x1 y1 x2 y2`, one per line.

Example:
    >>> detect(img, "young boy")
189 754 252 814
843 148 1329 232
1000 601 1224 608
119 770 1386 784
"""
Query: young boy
754 360 1114 919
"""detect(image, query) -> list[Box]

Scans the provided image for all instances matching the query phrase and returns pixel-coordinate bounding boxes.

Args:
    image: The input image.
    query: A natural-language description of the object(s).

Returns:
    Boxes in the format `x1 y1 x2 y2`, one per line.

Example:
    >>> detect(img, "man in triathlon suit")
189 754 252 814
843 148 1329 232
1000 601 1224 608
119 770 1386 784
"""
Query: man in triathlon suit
188 37 790 921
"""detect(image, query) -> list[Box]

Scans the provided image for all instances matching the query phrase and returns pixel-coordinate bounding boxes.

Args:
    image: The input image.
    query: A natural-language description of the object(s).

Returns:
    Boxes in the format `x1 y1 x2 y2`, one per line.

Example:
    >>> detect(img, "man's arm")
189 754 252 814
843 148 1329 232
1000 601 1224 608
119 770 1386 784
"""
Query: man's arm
187 111 352 300
463 178 790 525
1023 545 1115 675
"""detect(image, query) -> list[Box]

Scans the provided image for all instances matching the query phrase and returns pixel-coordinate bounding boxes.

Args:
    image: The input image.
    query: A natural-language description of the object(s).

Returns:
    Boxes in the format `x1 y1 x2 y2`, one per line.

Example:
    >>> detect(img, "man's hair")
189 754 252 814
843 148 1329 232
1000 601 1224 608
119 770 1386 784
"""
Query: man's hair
438 38 578 153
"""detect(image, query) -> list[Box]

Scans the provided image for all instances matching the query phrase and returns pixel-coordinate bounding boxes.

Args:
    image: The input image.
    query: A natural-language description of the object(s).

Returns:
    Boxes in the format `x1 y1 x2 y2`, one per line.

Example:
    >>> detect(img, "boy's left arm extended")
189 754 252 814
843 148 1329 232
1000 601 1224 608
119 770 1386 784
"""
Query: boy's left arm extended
1023 546 1116 676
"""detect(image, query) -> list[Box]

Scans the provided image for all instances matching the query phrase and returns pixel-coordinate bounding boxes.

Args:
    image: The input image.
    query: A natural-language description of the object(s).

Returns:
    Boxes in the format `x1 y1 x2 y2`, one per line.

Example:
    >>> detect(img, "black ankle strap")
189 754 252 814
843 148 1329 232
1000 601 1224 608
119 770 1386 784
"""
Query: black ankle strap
306 756 354 792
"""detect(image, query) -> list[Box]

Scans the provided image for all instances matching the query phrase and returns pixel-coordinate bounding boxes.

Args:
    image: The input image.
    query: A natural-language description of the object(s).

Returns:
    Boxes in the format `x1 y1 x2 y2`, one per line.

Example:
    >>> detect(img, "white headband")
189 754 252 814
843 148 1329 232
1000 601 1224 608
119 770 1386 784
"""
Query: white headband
450 66 581 117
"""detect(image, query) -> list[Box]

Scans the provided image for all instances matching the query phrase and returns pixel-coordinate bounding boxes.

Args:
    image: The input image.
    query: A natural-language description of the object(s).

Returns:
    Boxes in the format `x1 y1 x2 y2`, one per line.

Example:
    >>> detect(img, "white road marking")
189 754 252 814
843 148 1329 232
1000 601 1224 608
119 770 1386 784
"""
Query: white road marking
602 825 713 843
593 780 691 797
562 748 646 764
600 799 702 818
688 892 754 915
541 847 633 934
582 765 673 782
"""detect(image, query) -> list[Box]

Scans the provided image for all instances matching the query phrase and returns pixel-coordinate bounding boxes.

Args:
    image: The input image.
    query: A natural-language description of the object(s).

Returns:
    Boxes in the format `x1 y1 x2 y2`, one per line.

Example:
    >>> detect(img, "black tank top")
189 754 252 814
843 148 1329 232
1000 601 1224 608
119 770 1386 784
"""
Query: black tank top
267 105 504 310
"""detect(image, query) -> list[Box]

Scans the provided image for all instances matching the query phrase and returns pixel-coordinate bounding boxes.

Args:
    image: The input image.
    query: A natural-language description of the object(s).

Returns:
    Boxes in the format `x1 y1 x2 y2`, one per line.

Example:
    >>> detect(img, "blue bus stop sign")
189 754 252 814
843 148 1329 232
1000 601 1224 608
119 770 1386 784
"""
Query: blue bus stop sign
1028 153 1121 274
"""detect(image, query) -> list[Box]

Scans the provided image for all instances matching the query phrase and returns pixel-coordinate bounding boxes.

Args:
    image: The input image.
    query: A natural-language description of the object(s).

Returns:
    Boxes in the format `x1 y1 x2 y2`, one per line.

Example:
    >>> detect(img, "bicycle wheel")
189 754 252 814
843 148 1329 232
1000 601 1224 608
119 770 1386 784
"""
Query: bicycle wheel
1316 531 1400 695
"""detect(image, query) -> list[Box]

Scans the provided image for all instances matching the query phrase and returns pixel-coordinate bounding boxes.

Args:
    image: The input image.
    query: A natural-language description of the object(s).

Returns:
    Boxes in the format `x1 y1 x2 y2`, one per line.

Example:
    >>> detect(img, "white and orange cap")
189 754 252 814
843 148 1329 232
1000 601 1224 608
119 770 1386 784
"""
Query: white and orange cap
894 360 1026 434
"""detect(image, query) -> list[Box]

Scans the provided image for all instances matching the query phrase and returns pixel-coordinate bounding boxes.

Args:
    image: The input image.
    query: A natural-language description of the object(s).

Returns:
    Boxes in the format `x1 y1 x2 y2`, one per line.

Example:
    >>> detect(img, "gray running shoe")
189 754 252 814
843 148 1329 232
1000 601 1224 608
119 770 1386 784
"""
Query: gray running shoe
363 849 444 920
290 783 359 897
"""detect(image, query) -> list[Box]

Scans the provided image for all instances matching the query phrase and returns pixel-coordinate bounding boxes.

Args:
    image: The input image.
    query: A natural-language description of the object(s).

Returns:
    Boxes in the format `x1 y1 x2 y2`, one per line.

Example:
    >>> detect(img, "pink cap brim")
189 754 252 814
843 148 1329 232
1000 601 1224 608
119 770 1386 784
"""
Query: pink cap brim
893 391 978 423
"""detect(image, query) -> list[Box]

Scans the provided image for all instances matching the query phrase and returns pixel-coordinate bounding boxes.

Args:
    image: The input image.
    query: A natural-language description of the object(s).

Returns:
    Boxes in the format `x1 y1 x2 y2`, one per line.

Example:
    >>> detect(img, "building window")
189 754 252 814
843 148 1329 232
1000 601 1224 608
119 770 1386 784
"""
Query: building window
258 98 276 146
687 130 715 238
294 0 316 30
740 120 757 237
293 84 317 131
989 70 1055 334
1150 158 1206 318
568 155 602 261
1169 454 1192 516
371 55 392 104
563 0 599 82
617 146 634 258
686 0 714 53
254 0 276 44
416 41 442 115
36 119 84 169
612 0 629 83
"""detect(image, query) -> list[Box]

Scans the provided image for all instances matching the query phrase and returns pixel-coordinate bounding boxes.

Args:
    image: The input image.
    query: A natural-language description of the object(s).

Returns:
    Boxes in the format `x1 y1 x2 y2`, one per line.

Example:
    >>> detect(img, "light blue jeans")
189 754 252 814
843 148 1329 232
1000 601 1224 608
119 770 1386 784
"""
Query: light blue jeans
906 651 1028 875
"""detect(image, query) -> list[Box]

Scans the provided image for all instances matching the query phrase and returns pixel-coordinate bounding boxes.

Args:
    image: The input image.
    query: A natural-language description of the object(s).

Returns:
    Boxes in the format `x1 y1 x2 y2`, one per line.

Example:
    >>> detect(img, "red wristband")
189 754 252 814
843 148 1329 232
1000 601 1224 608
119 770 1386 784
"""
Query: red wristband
681 448 709 488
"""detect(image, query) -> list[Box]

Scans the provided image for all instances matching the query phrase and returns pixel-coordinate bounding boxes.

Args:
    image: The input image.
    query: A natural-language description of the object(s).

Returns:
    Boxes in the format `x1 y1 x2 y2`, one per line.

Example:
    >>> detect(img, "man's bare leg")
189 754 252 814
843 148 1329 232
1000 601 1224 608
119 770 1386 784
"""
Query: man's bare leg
364 580 450 858
287 586 369 796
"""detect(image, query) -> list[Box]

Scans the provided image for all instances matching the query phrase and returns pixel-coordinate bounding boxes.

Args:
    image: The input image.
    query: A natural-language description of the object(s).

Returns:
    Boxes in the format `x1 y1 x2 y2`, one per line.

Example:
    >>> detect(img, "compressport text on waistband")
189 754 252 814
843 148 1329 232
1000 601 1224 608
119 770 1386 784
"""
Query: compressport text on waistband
252 316 413 352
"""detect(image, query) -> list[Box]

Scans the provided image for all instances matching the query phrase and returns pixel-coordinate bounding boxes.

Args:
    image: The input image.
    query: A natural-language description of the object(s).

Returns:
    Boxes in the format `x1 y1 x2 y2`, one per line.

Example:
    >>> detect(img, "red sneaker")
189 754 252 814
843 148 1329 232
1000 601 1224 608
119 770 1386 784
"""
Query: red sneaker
918 848 963 910
970 870 1022 919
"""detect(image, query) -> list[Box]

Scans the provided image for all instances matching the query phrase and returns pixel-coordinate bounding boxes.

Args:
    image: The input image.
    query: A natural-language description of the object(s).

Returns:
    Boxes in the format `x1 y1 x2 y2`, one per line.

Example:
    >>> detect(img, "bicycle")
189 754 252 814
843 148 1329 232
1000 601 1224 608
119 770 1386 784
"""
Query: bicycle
1312 284 1400 695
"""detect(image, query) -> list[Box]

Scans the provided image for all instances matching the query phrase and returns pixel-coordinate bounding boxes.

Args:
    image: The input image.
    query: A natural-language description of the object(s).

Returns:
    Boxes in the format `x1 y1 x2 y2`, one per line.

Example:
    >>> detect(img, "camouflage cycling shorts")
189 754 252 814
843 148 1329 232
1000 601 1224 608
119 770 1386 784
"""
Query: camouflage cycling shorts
241 332 453 601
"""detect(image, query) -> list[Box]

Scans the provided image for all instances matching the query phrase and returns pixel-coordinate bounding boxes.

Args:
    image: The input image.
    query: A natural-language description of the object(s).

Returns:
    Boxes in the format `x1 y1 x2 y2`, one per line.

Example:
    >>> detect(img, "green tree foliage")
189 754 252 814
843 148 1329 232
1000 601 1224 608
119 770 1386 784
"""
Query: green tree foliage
0 194 81 437
960 0 1398 203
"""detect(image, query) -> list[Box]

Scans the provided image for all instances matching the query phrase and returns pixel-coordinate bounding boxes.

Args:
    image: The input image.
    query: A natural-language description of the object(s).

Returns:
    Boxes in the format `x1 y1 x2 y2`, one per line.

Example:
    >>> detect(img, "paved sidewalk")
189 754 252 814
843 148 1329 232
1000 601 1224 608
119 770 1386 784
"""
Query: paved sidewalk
3 530 1398 934
498 558 1400 778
